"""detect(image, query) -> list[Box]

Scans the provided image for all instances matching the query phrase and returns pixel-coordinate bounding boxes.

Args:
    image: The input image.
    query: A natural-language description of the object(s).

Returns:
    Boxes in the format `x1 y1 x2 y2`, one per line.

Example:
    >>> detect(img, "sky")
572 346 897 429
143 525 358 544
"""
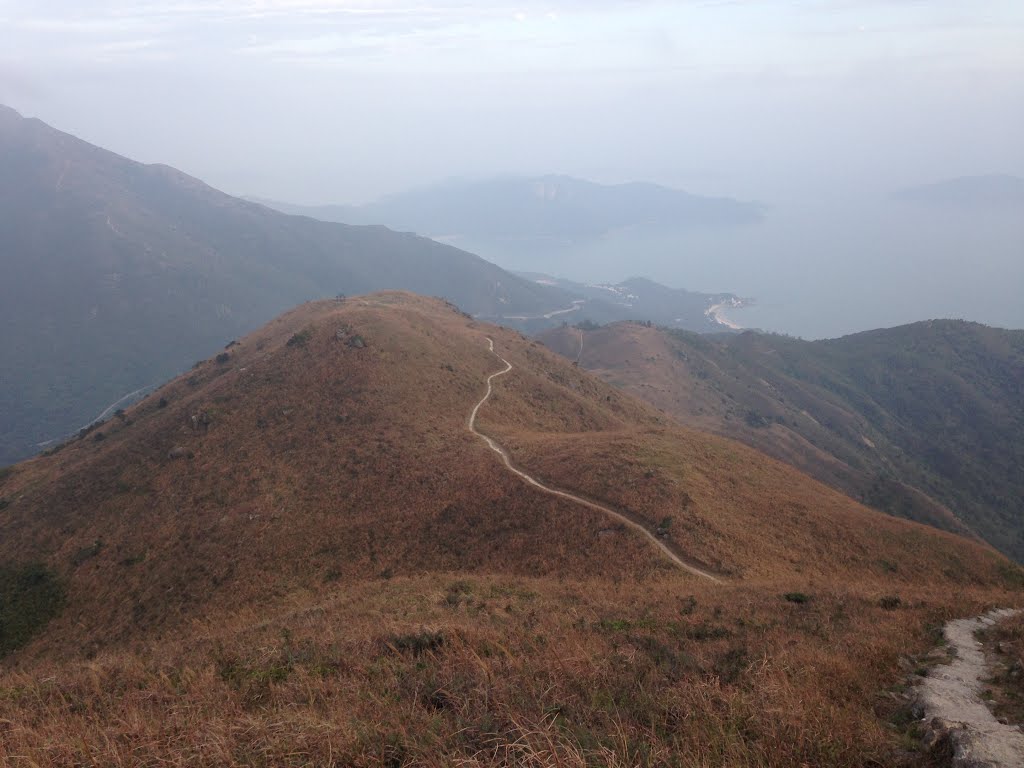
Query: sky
1 1 1022 204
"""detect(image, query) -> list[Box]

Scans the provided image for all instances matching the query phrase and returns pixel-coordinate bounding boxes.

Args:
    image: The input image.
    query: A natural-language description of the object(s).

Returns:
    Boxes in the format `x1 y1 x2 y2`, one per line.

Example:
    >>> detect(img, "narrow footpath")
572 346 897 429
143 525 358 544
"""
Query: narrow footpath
469 337 722 582
918 608 1024 767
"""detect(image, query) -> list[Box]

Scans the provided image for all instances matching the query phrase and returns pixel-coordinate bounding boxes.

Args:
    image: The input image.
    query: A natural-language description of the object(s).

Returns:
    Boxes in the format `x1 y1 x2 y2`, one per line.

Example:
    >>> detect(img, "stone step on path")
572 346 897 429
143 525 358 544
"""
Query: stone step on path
918 608 1024 767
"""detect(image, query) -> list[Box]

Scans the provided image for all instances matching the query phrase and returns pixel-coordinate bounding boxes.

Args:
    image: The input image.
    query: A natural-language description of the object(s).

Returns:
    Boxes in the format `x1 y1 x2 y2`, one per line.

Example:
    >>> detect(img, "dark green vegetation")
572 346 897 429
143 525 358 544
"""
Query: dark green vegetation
0 105 589 465
542 319 1024 561
0 564 65 657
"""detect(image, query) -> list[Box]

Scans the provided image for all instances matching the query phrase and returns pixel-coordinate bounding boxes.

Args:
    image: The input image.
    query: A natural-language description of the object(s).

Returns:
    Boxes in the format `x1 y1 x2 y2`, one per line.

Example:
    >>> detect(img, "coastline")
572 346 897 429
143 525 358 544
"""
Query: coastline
705 300 746 331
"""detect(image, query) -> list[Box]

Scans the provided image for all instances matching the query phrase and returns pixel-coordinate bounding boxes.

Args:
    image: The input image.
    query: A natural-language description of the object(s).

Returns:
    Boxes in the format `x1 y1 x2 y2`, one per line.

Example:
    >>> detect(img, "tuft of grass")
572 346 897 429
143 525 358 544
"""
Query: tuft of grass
998 563 1024 590
71 540 103 567
386 629 445 657
784 592 811 604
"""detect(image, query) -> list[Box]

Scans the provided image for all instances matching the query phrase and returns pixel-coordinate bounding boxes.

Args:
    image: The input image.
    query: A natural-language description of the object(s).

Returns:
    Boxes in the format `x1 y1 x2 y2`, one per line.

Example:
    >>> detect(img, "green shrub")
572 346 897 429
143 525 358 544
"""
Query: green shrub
784 592 811 604
287 328 313 348
998 563 1024 590
0 564 66 657
71 539 103 566
745 410 771 428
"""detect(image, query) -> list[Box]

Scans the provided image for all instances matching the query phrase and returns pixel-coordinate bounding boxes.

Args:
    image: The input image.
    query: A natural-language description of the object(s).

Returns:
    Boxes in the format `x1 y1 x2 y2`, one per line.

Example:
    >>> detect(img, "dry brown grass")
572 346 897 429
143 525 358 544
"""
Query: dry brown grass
1 292 1022 765
979 611 1024 727
2 573 1018 766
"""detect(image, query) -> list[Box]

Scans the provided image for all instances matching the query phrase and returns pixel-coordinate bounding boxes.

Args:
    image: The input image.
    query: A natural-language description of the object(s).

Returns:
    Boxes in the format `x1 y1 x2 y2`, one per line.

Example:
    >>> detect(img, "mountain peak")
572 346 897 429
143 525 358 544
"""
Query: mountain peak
0 111 591 465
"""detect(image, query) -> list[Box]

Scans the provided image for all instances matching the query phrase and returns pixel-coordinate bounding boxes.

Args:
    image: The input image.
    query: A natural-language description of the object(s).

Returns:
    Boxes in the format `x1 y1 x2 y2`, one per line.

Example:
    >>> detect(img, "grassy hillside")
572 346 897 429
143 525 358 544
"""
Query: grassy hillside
540 319 1024 560
0 105 582 466
1 293 1021 765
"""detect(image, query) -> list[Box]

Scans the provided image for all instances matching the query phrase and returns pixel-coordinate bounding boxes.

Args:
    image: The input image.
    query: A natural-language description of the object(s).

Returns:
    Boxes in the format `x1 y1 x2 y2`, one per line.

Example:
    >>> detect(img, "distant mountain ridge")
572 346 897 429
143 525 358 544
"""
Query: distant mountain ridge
0 105 578 464
896 174 1024 207
0 106 756 466
540 318 1024 561
256 174 764 244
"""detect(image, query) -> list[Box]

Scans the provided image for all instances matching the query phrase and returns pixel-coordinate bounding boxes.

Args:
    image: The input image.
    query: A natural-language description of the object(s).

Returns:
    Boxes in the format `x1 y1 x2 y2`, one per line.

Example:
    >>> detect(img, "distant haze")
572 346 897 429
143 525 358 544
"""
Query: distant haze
1 1 1022 337
265 175 1024 339
1 2 1021 204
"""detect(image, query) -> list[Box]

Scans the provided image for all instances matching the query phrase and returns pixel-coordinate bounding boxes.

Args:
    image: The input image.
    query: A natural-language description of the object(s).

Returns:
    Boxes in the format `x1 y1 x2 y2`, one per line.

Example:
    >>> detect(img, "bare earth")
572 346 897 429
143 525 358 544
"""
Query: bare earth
919 608 1024 767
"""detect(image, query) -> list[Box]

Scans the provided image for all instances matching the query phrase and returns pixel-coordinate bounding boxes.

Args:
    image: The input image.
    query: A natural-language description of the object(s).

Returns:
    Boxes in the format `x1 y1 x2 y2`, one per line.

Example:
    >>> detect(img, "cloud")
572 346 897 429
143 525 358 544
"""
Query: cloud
4 1 1023 79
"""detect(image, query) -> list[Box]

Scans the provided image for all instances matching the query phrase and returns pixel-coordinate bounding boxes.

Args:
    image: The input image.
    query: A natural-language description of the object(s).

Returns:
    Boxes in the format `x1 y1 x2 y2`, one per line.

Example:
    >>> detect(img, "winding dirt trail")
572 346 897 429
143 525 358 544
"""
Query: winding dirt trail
919 608 1024 766
469 337 722 582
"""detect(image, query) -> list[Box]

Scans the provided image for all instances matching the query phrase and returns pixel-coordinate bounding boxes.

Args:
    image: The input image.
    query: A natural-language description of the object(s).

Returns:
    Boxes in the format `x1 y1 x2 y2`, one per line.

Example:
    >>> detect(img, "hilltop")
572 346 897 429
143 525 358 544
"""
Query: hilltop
540 319 1024 560
1 293 1021 765
0 105 587 465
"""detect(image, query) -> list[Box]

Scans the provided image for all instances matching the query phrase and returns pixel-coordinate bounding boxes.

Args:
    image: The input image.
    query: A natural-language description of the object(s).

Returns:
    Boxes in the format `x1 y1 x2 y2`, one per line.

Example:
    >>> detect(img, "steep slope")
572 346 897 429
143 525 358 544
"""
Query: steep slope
0 105 581 465
0 293 1015 651
1 293 1021 765
540 319 1024 559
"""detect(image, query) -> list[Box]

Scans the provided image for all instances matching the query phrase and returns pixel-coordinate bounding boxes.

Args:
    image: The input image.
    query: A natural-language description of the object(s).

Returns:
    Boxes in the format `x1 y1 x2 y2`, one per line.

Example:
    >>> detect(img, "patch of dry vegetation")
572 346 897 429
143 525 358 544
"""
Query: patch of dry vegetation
1 292 1022 765
979 612 1024 727
2 574 1020 766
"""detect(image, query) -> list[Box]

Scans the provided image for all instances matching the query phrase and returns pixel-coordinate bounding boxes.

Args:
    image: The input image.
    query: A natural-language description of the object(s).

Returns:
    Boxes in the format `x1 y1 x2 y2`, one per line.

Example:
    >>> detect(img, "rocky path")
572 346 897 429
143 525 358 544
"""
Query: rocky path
919 608 1024 767
469 337 722 582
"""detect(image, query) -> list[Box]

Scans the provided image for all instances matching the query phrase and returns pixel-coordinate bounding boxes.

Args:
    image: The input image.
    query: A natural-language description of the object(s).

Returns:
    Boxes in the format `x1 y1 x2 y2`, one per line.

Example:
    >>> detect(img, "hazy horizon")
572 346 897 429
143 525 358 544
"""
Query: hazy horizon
2 1 1022 338
2 1 1022 206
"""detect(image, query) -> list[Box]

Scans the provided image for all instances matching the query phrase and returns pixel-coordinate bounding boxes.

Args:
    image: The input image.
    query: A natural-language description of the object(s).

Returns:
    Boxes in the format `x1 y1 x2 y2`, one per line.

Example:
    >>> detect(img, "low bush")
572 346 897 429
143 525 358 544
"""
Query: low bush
386 630 445 657
71 540 103 566
0 564 66 657
287 328 314 348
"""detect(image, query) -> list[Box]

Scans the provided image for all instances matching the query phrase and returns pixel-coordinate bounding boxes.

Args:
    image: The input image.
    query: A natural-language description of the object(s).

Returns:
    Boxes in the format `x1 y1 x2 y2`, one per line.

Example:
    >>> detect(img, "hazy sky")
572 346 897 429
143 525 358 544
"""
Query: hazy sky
1 1 1022 203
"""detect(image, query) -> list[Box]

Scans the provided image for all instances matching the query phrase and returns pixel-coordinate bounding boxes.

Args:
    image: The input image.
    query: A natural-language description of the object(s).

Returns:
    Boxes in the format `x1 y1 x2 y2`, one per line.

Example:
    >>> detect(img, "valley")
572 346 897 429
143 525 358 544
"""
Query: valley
540 319 1024 562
